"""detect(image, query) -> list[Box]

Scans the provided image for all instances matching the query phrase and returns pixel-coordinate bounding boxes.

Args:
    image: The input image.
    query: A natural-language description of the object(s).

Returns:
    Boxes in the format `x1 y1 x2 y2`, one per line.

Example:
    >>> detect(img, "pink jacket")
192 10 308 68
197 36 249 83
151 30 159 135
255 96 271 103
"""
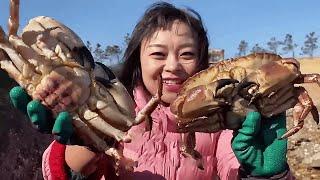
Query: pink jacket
42 86 240 180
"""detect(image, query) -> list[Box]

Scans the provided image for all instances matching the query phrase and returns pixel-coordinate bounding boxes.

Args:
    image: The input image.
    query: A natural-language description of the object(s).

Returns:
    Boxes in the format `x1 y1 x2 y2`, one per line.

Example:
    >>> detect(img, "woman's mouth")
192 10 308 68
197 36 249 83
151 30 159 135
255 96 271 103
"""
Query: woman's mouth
162 79 184 93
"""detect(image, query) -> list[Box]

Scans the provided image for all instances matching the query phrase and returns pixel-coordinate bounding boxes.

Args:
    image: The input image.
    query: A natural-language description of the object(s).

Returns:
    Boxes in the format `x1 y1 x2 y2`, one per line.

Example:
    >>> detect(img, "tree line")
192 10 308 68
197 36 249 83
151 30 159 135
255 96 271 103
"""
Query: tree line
86 31 318 65
237 32 318 58
86 33 130 65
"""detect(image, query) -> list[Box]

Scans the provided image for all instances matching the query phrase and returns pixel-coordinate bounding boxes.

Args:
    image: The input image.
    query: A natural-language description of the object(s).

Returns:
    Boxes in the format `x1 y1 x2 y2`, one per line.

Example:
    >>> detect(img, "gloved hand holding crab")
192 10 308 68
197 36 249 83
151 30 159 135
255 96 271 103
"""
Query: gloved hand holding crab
170 53 320 176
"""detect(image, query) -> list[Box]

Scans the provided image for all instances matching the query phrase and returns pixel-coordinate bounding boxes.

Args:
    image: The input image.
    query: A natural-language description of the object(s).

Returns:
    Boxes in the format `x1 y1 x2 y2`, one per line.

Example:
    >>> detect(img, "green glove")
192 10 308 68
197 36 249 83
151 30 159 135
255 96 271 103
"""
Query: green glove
231 111 288 177
9 86 74 144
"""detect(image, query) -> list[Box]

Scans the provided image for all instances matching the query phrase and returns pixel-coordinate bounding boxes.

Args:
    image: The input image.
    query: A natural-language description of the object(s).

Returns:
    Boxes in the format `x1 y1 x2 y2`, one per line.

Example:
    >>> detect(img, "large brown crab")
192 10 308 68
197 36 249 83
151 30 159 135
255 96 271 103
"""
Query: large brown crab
170 53 320 168
0 0 162 173
172 53 319 138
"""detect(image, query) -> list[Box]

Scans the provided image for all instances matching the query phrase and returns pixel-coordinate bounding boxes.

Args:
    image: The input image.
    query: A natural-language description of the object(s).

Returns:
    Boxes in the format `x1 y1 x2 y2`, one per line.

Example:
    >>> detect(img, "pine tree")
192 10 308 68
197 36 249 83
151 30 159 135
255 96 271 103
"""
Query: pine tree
301 32 318 57
267 37 281 54
281 34 298 57
250 43 268 53
237 40 248 56
93 43 104 62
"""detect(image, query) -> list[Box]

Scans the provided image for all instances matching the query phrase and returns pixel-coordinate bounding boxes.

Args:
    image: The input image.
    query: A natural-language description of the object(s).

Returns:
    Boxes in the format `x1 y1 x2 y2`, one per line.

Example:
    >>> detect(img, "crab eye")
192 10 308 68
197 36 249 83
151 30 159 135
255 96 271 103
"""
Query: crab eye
215 79 239 91
93 62 117 85
71 46 95 69
95 76 112 88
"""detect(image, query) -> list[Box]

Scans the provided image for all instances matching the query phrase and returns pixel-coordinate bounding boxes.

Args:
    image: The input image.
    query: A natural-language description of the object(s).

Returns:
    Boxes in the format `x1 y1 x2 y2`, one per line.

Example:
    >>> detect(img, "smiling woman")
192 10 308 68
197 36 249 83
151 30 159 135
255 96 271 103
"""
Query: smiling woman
120 3 209 100
140 20 199 103
2 1 295 180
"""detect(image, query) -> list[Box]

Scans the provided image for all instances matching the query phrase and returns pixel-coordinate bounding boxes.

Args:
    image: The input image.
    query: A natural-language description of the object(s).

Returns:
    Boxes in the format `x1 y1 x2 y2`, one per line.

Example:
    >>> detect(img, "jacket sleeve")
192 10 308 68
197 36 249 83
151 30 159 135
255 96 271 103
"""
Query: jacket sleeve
42 140 68 180
42 140 116 180
215 130 240 180
215 130 295 180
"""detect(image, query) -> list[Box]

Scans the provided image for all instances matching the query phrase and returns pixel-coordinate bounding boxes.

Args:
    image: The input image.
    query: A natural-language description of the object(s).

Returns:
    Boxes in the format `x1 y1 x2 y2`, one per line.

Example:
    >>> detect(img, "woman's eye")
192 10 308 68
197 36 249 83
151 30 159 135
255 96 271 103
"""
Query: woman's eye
150 52 165 59
180 52 195 59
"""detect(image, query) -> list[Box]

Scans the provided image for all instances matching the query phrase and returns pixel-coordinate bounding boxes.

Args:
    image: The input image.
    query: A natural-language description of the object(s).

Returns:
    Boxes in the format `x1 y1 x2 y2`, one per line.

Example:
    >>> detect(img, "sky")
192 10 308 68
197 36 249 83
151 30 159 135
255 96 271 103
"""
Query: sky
1 0 320 59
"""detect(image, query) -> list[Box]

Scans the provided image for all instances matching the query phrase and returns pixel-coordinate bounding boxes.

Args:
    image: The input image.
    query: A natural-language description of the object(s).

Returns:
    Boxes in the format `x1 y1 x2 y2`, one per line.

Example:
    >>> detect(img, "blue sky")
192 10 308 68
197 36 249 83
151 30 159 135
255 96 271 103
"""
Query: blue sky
1 0 320 59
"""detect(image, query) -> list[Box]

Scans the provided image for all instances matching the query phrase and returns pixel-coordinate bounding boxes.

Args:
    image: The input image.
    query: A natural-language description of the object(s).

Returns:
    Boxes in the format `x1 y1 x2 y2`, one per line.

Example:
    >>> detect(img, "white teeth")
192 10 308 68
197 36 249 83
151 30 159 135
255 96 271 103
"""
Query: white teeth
163 80 181 84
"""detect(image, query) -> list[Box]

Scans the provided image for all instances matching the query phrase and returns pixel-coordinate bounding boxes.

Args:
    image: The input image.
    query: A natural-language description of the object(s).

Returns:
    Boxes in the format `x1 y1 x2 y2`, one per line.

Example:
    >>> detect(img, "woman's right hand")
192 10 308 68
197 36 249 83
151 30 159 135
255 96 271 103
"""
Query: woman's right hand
9 86 74 144
65 145 100 176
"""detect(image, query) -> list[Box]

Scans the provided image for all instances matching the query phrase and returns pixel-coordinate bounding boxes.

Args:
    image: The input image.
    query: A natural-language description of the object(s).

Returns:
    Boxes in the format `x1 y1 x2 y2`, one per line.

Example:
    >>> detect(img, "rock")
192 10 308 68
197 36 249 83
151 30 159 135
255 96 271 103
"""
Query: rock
0 73 52 179
302 152 320 168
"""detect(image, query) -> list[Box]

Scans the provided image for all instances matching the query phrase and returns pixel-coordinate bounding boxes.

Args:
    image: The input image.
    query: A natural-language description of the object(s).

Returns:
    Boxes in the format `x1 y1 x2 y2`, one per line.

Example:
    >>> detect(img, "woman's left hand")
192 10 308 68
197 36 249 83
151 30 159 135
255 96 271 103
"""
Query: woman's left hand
231 111 288 177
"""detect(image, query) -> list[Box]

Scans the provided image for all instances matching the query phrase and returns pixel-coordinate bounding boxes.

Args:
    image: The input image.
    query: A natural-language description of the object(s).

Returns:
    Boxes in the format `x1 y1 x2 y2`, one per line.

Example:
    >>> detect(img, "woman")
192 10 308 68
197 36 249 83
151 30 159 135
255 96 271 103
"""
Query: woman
9 2 292 179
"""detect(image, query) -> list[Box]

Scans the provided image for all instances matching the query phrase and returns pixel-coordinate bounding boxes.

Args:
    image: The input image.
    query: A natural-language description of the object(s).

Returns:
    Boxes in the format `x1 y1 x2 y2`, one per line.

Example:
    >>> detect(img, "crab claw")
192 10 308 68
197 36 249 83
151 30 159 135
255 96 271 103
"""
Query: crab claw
177 114 224 133
294 73 320 87
236 81 258 102
258 86 297 117
171 79 238 119
280 87 319 139
180 133 204 170
93 62 136 131
173 79 248 133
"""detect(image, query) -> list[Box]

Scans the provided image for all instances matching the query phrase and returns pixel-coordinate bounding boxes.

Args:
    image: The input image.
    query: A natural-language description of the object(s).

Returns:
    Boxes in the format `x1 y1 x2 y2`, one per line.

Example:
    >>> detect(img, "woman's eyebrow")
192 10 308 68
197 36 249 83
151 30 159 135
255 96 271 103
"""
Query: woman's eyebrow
147 44 166 48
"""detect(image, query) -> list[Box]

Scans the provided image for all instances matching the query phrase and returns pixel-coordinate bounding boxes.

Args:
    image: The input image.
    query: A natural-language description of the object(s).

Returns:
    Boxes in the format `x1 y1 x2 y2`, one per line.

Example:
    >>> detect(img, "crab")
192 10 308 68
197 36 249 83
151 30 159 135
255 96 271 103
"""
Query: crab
0 0 162 173
170 53 320 168
172 53 319 137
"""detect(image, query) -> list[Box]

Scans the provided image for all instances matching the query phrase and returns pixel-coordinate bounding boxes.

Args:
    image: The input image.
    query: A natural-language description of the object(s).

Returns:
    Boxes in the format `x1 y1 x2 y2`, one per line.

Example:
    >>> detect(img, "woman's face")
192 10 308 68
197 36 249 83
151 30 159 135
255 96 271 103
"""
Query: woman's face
140 20 199 104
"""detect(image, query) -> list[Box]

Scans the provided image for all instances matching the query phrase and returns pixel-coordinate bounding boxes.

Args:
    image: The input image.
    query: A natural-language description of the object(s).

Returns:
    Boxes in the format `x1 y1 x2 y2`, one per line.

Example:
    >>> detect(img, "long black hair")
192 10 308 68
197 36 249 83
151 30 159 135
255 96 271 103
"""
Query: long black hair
119 2 209 96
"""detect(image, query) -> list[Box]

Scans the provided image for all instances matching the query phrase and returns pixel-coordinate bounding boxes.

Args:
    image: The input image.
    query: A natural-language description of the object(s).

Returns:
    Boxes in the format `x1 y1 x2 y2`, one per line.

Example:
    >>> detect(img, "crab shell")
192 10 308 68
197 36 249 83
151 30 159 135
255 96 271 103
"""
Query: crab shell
181 53 300 96
171 53 300 117
170 53 320 170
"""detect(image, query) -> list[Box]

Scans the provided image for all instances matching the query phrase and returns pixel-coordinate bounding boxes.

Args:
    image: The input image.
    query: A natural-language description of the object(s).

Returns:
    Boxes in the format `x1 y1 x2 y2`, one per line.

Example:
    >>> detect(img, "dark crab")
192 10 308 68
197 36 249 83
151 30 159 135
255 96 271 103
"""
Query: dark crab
172 53 319 138
170 53 320 168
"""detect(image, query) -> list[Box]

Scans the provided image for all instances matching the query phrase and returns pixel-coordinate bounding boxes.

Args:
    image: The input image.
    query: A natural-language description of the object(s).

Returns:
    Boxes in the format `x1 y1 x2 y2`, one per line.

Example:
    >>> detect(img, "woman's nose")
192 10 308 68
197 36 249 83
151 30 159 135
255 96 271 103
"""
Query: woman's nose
163 55 181 72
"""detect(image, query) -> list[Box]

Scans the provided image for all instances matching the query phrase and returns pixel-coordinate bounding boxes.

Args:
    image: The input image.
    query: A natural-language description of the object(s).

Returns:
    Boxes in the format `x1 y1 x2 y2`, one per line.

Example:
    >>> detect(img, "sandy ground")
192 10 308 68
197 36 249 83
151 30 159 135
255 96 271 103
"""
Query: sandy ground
287 58 320 179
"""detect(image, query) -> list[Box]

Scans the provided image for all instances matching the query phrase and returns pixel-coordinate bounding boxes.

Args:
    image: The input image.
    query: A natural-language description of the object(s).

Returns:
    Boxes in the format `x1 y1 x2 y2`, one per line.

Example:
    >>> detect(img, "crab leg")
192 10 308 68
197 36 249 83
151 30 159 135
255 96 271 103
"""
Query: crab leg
0 36 41 92
6 0 45 74
135 75 163 125
73 117 136 174
180 133 204 170
81 75 162 142
79 104 132 142
35 29 76 63
0 26 6 42
8 0 75 64
294 73 320 87
0 47 21 82
8 0 19 36
93 63 139 131
80 77 163 142
281 87 319 139
8 35 54 73
89 83 136 131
